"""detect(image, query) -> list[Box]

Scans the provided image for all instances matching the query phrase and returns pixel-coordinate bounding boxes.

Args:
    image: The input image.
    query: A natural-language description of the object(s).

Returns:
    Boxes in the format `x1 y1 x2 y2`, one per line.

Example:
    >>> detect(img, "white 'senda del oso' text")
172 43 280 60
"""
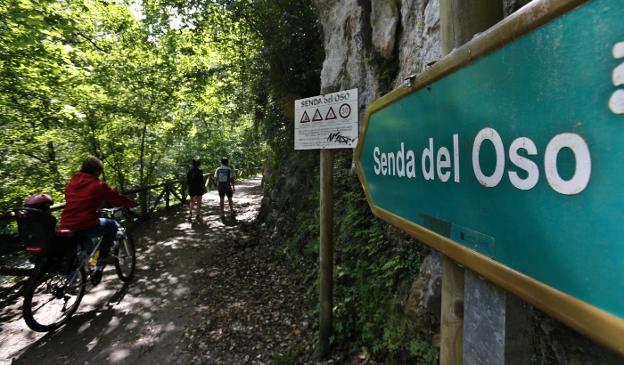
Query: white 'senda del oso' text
371 127 591 195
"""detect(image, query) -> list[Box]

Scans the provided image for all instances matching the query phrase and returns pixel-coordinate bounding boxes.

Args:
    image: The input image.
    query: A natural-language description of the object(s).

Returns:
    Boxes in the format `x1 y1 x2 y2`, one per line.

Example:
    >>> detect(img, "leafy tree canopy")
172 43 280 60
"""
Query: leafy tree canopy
0 0 271 212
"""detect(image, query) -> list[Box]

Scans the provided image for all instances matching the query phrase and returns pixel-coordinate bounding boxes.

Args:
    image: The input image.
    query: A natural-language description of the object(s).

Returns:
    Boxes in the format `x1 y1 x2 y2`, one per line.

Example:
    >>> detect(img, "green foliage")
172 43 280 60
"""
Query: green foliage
265 151 438 363
0 0 266 214
331 154 438 364
293 152 438 364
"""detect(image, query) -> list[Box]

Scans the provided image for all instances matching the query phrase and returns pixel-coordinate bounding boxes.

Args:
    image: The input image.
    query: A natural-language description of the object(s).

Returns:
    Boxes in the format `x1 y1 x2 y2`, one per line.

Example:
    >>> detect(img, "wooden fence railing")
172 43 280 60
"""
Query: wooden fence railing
0 167 261 223
0 175 194 278
126 178 190 218
0 177 189 223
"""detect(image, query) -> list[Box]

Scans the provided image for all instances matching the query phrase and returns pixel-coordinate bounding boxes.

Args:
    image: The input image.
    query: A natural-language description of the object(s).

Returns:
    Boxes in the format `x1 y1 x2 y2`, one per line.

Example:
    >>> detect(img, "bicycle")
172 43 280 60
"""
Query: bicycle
14 206 136 332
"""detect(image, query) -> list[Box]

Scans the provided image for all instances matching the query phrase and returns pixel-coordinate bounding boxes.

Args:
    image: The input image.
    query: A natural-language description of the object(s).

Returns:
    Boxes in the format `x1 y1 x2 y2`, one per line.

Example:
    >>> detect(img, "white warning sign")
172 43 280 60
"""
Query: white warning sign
294 88 358 150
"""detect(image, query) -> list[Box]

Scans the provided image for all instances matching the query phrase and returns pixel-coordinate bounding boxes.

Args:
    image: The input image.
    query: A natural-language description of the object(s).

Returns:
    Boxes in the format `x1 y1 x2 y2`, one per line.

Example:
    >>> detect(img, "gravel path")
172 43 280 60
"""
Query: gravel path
0 177 320 365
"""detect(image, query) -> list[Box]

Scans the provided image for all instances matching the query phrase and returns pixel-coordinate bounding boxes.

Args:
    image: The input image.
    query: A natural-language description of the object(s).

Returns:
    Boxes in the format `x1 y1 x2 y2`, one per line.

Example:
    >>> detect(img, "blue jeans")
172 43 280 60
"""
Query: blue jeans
80 218 118 258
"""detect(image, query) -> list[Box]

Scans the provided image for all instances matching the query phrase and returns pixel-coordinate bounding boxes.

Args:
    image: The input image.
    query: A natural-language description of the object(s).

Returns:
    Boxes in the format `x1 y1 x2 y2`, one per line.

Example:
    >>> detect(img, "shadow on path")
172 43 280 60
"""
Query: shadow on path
1 177 263 365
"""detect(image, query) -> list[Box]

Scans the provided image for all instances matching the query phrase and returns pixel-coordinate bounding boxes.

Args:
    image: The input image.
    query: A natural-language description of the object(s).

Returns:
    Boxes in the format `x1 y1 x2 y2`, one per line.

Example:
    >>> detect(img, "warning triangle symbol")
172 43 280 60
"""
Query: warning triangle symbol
312 109 323 122
300 111 310 123
325 106 337 120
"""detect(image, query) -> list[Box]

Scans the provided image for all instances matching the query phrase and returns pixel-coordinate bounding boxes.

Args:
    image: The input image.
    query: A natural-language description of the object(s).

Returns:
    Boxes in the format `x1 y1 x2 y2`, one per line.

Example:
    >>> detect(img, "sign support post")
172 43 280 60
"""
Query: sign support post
294 89 358 359
439 1 503 364
440 253 464 364
319 148 334 358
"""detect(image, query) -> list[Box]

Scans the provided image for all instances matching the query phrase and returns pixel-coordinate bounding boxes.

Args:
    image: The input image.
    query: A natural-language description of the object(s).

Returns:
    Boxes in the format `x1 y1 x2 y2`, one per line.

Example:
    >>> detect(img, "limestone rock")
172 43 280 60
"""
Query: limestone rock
531 308 624 364
313 0 379 123
503 0 533 17
394 0 441 87
403 251 441 326
371 0 399 59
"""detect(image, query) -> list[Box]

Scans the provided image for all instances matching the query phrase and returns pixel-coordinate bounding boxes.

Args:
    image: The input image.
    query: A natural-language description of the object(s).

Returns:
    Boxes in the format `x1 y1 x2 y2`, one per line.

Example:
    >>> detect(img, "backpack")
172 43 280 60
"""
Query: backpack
216 167 231 184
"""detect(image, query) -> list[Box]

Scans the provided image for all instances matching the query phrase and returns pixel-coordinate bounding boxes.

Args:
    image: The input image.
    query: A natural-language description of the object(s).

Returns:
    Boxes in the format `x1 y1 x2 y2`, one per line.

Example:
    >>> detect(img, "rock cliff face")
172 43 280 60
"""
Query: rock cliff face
312 0 442 122
312 0 623 363
394 0 441 85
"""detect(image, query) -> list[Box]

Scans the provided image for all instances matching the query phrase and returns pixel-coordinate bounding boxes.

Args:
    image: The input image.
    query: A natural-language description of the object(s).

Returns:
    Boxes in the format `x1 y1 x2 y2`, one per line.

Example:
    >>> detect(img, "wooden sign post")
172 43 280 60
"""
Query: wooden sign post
294 89 359 358
439 2 503 363
319 148 334 357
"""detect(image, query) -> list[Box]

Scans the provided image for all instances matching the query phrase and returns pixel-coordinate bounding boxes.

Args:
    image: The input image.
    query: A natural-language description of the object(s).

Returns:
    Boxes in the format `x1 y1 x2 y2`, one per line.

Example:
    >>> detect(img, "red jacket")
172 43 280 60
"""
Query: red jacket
59 173 138 231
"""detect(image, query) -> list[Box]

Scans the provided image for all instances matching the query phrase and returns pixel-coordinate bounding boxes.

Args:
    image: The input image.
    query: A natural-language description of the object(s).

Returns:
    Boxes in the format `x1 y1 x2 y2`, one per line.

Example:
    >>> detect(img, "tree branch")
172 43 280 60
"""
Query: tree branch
20 151 48 163
77 32 108 53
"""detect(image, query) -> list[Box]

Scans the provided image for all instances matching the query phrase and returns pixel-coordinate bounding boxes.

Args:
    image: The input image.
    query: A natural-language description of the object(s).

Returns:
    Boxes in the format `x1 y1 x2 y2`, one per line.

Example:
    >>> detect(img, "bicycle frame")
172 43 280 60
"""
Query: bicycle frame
20 206 136 332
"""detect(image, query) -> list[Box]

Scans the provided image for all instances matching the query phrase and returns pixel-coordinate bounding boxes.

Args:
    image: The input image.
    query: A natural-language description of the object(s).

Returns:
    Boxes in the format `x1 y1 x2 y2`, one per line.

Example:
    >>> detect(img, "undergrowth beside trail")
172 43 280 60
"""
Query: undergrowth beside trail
261 149 438 364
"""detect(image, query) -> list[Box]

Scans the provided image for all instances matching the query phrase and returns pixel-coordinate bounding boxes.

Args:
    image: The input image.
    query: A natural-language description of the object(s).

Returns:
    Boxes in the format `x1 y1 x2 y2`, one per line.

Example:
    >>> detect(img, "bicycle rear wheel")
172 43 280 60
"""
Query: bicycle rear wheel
22 262 85 332
114 231 135 282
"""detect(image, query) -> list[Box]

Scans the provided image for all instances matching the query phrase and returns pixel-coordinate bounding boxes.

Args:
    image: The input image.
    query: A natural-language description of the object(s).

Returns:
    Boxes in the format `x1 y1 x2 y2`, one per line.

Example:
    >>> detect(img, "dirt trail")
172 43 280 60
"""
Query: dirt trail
0 177 315 365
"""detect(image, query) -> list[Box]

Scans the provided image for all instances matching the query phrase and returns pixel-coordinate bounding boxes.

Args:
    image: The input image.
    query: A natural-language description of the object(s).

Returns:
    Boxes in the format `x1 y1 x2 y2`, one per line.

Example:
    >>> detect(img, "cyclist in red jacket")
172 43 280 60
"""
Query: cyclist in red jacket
59 157 137 265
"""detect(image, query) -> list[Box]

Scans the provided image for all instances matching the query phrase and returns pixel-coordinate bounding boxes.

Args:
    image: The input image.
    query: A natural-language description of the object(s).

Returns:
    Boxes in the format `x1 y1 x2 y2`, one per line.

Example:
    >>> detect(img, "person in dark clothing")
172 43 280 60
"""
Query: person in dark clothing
187 158 205 221
59 156 137 266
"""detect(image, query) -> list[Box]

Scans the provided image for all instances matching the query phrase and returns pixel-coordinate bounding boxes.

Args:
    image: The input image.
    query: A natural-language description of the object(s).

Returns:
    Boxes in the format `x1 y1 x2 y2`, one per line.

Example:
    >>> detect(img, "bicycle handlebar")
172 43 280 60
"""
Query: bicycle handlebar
97 207 128 220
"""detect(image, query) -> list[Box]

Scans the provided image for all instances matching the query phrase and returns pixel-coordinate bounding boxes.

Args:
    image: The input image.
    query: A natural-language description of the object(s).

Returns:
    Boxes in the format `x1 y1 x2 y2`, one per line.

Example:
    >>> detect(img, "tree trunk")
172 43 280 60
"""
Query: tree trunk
138 123 148 216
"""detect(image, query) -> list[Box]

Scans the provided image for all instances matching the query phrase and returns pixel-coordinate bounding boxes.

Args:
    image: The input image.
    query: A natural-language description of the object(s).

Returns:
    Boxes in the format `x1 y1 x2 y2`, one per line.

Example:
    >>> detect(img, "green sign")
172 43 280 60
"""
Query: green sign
355 0 624 354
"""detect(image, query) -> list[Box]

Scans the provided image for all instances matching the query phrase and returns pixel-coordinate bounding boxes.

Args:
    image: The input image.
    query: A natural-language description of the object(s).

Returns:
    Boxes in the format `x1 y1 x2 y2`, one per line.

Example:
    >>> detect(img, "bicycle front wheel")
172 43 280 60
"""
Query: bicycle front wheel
22 263 86 332
114 232 135 282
